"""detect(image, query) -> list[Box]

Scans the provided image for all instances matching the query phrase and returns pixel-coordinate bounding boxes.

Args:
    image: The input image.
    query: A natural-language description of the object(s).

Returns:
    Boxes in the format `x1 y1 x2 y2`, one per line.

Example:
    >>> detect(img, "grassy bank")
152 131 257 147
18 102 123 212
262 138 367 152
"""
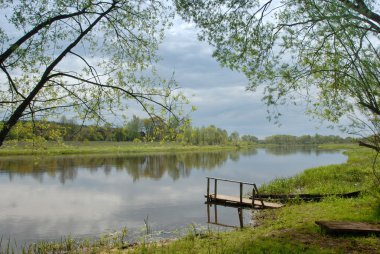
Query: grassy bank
2 146 379 253
0 141 250 156
111 146 380 253
0 141 355 157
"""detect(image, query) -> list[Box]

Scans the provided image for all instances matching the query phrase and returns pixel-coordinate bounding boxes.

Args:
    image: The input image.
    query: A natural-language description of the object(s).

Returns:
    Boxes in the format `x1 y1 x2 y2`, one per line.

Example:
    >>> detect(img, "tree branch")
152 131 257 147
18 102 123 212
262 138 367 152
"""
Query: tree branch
359 140 380 152
0 2 118 146
0 8 90 65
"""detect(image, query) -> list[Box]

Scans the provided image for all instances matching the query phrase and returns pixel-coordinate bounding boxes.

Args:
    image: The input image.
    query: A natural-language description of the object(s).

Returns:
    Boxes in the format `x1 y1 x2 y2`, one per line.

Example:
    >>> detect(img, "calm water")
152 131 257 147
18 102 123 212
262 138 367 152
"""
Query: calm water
0 147 346 244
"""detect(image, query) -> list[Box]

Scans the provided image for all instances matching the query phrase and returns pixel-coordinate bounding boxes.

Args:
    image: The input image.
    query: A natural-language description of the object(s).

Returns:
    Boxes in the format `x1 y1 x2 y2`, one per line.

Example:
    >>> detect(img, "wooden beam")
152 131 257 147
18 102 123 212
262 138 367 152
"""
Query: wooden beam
206 194 283 209
316 221 380 235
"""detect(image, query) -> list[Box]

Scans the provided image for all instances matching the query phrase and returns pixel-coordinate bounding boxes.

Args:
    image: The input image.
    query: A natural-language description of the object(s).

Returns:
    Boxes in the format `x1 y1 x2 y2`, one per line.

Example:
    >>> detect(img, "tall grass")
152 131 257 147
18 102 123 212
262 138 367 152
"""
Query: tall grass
260 147 380 196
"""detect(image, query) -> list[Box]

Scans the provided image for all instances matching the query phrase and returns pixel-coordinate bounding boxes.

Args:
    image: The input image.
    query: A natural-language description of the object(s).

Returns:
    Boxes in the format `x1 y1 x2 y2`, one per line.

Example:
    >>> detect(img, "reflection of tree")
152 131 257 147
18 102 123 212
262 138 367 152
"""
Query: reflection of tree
0 150 253 183
239 149 258 157
264 146 311 156
264 146 339 156
228 149 258 161
228 151 240 162
0 157 80 184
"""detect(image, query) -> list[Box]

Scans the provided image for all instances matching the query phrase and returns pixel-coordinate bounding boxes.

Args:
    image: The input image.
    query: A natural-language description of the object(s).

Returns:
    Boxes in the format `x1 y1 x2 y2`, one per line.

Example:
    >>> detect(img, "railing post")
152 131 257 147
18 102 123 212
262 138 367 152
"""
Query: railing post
240 182 243 204
207 204 210 223
254 184 264 207
207 177 210 201
214 178 218 197
252 187 255 208
238 208 243 229
214 203 218 224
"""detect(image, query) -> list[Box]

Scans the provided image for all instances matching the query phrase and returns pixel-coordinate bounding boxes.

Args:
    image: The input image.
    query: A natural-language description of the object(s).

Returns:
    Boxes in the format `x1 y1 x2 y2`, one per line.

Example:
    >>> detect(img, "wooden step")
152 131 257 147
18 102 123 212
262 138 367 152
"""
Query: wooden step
316 221 380 235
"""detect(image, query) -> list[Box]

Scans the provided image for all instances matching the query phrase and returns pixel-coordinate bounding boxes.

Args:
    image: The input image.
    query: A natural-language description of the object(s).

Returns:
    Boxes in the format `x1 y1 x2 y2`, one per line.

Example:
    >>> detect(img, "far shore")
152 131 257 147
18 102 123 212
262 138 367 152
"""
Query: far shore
0 141 357 157
0 141 253 156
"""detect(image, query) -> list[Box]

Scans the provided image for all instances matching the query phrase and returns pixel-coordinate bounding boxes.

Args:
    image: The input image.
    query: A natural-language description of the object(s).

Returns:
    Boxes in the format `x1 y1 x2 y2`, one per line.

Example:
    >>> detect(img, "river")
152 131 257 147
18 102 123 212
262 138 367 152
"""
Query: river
0 146 346 245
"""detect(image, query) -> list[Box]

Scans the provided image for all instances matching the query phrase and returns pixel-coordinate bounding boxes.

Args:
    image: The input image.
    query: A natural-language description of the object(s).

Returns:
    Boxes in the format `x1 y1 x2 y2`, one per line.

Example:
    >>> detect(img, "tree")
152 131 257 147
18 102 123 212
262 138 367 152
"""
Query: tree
125 115 143 141
228 131 240 145
176 0 380 151
241 134 258 144
0 0 188 146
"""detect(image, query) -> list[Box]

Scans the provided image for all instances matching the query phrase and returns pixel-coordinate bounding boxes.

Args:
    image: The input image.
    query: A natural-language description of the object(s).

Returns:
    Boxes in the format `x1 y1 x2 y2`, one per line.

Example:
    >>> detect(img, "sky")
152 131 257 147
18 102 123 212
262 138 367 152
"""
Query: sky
153 17 344 138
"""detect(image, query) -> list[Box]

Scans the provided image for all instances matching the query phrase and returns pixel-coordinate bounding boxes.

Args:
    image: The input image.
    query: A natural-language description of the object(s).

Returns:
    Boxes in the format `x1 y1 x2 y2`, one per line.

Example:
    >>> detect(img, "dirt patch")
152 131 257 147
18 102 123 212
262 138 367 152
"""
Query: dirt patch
272 228 380 253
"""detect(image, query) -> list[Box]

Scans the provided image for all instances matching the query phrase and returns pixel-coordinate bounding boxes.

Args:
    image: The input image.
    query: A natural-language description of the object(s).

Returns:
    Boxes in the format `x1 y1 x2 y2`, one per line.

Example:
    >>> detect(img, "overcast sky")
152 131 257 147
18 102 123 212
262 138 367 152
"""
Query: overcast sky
153 17 344 138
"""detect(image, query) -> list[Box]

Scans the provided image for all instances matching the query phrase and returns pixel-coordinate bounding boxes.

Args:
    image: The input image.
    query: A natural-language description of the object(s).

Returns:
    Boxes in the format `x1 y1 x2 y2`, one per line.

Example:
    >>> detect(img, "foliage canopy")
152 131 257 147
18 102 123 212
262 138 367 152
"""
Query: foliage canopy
176 0 380 149
0 0 189 146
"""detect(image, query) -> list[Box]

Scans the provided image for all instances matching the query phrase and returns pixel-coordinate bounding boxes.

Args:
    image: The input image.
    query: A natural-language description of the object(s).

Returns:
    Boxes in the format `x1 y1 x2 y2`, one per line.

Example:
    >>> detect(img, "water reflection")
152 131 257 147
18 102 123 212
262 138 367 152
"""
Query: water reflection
206 204 252 228
0 150 249 183
0 147 342 184
0 146 347 245
264 145 339 156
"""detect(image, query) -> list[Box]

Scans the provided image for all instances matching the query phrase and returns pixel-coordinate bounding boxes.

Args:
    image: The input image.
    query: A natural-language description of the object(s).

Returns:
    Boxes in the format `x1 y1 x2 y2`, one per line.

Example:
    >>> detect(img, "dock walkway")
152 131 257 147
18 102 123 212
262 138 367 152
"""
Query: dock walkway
205 177 283 209
207 193 283 209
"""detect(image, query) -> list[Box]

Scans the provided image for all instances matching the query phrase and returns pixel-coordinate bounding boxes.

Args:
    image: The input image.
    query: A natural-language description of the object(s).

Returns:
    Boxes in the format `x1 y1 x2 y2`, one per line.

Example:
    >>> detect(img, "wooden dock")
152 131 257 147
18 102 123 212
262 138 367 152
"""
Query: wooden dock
207 194 283 209
316 221 380 235
205 177 283 209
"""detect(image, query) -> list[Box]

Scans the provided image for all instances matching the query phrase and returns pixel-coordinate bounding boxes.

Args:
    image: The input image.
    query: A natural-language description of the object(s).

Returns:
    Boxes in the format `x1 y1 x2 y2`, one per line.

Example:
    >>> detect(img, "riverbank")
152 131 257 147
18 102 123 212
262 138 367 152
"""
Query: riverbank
0 141 250 156
0 140 354 156
109 146 380 253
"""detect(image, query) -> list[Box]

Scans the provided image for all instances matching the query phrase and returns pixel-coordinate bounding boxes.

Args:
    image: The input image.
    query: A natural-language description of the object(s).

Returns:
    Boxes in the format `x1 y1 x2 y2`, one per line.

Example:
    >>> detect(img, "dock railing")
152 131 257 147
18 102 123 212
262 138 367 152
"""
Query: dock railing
206 177 264 208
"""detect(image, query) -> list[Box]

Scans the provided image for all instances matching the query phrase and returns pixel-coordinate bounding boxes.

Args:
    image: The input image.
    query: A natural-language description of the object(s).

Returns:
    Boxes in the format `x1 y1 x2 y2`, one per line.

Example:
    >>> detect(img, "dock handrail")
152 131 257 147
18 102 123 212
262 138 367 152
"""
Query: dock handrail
206 176 264 208
206 177 256 186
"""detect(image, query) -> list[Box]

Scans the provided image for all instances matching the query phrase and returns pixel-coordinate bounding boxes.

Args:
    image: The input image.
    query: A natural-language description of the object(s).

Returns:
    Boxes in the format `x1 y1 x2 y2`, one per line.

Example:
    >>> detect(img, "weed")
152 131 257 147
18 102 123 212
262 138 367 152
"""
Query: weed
144 215 152 235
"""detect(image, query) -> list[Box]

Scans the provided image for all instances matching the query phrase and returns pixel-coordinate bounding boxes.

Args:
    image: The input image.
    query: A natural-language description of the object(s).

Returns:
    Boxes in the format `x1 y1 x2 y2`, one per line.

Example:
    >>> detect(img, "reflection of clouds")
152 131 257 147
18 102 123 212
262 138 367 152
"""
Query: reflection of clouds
0 184 121 219
122 180 204 208
0 183 123 241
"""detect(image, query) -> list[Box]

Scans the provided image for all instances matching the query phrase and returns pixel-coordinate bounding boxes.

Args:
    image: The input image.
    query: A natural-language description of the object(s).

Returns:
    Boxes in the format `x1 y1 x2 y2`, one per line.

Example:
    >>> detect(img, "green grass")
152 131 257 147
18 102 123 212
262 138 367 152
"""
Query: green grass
259 147 380 195
0 141 247 156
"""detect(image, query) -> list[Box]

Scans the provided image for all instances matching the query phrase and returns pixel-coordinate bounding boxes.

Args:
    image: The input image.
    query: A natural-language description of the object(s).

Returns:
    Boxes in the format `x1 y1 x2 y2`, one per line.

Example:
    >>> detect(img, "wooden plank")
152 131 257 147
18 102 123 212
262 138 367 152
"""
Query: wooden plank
316 221 380 235
208 222 237 228
207 194 283 209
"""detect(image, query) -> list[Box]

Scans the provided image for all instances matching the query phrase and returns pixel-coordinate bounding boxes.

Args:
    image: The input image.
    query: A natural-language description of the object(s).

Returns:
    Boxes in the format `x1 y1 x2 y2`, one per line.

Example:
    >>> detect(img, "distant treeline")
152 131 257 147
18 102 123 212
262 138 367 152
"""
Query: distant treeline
4 117 243 145
3 117 355 146
5 116 175 143
261 134 355 145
